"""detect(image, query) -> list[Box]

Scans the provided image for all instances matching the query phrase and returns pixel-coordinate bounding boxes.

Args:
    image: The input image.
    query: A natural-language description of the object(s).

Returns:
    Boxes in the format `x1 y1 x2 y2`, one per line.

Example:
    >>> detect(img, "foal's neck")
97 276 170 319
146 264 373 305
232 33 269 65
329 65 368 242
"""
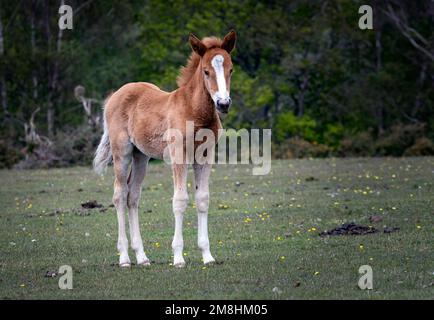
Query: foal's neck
183 61 216 126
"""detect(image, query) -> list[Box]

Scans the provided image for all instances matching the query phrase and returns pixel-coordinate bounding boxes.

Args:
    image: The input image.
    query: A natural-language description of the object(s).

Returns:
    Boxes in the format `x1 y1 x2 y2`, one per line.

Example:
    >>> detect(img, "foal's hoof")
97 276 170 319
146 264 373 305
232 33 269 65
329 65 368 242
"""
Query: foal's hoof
203 254 216 265
204 258 216 265
119 262 131 268
174 262 186 268
137 260 151 267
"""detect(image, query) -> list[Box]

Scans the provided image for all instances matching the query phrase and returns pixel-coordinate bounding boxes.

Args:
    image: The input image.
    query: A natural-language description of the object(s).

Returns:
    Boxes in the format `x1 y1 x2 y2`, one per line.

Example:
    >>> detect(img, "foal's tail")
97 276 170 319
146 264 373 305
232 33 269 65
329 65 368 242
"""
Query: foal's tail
93 112 112 175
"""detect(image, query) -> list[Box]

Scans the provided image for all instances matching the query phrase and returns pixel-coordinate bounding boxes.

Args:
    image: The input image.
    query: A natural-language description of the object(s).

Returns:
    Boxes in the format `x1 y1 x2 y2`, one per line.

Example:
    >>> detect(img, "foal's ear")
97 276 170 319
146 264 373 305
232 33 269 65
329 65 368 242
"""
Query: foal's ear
189 33 207 57
221 30 237 54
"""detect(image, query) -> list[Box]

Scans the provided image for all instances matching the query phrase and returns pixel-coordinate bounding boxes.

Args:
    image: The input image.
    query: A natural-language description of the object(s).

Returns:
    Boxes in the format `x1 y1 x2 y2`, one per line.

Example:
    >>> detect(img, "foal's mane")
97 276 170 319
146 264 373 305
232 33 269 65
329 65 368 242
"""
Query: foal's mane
176 37 223 88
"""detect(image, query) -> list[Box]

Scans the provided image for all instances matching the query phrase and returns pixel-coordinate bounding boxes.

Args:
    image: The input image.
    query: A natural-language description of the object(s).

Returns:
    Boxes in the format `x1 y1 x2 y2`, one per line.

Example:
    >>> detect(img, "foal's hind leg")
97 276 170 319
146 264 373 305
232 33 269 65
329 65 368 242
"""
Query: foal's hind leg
112 135 133 267
127 149 150 266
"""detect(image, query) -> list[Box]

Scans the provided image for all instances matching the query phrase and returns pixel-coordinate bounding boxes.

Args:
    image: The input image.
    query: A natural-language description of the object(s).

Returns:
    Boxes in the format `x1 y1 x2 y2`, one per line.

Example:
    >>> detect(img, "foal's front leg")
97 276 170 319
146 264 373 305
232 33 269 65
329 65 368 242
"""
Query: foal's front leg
193 163 215 264
171 164 189 267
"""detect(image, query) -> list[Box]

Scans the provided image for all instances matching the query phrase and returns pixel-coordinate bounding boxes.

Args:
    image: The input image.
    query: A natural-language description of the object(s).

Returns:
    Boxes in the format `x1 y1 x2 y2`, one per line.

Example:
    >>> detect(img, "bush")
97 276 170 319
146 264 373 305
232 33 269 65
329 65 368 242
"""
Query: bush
13 144 60 169
338 131 375 156
374 123 427 156
404 137 434 156
52 125 102 166
323 123 345 148
273 137 331 159
274 112 318 142
336 124 434 157
0 137 23 169
13 125 102 169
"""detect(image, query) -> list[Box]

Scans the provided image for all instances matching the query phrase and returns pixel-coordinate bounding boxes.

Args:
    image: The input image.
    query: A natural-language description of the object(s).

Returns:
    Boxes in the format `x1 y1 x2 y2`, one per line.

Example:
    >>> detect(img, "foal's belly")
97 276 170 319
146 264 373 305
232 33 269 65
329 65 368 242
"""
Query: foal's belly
130 135 166 160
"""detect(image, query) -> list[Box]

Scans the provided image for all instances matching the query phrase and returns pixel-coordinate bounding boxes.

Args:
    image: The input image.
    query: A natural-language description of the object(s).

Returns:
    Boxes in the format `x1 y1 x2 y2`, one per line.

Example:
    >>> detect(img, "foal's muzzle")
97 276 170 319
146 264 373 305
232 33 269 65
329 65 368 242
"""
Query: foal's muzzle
216 97 232 114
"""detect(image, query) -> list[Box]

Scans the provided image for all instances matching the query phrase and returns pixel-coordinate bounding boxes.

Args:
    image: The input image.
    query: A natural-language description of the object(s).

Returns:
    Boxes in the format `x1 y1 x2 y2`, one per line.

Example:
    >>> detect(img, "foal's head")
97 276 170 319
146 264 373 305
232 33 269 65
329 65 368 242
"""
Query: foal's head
189 31 237 114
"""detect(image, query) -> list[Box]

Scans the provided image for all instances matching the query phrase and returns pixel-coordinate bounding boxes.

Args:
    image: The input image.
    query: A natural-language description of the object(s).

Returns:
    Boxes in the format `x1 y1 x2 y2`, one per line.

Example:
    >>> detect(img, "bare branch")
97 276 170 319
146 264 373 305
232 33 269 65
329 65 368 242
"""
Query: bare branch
75 0 95 16
382 4 434 62
74 85 102 128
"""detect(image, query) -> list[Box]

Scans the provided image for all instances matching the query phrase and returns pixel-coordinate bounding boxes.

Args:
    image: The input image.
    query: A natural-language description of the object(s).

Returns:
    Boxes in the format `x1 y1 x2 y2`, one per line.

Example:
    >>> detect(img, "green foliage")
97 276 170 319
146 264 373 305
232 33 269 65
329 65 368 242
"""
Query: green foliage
275 112 317 142
323 123 345 148
1 0 434 167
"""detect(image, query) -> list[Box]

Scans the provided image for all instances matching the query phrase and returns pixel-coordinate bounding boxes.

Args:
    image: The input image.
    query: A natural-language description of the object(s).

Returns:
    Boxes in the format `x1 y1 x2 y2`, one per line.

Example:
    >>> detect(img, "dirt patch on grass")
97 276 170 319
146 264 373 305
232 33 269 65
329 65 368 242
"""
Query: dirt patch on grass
25 201 110 218
319 222 378 236
81 200 103 209
319 222 400 236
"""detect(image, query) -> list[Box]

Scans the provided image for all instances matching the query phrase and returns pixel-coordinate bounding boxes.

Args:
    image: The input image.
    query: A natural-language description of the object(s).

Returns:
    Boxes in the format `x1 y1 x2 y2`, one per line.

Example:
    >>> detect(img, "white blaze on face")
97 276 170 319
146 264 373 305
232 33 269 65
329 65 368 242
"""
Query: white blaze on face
211 54 229 103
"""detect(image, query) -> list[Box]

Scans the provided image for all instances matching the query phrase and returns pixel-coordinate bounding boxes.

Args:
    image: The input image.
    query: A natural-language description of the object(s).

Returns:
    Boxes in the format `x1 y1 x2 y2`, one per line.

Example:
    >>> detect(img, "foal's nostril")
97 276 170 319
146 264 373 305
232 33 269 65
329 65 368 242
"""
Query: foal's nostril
217 98 232 112
217 102 229 112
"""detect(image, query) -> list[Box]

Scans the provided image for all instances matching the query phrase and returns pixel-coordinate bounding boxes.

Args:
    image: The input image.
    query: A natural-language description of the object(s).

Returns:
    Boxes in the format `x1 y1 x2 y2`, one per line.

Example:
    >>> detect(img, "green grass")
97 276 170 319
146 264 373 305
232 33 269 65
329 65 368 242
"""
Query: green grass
0 158 433 299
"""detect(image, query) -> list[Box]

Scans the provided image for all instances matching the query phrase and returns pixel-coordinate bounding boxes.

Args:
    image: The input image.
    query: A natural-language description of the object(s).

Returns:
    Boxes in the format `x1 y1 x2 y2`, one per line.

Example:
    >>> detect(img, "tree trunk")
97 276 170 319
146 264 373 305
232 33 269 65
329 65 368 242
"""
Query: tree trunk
297 72 309 117
411 62 427 118
375 28 384 134
30 1 38 101
45 0 64 137
43 0 64 137
0 9 8 118
43 0 54 137
52 0 64 95
374 0 385 134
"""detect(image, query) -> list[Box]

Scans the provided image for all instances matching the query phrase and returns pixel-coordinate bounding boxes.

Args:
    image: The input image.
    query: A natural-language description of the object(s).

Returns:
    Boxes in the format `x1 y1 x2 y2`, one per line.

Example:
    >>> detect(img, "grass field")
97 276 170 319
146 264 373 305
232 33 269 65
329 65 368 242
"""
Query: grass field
0 158 433 299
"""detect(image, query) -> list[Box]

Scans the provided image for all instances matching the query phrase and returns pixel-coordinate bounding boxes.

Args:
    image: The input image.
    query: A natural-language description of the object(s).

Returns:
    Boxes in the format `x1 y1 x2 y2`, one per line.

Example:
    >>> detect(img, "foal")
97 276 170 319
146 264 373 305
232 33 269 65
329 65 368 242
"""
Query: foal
94 31 237 267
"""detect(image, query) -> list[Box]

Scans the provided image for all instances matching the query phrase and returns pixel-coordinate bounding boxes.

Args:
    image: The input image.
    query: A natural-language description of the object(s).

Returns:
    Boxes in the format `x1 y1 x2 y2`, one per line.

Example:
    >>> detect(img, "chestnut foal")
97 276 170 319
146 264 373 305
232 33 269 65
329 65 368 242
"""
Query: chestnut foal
94 31 236 267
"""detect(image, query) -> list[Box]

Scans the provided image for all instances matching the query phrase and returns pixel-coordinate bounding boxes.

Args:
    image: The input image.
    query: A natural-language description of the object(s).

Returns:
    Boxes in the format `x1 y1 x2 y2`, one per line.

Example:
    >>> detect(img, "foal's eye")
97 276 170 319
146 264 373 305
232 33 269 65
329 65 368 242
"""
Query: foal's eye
229 68 233 74
204 70 209 76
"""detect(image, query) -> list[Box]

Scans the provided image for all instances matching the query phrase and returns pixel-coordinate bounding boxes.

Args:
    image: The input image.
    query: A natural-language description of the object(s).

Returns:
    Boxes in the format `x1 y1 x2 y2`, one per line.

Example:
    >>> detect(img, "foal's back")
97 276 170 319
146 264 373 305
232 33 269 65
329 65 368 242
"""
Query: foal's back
105 82 172 159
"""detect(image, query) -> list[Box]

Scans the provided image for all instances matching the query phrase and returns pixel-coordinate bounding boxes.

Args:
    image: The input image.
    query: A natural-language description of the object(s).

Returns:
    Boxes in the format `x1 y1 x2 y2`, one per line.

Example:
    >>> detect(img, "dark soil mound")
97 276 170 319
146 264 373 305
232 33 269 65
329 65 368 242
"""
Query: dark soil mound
319 222 378 236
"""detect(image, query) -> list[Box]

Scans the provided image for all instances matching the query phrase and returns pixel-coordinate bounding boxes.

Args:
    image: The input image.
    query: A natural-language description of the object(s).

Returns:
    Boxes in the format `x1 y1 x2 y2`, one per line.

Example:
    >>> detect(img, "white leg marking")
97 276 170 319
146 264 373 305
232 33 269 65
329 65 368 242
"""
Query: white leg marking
194 164 215 264
127 153 150 266
113 149 132 267
116 201 130 267
171 164 188 267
